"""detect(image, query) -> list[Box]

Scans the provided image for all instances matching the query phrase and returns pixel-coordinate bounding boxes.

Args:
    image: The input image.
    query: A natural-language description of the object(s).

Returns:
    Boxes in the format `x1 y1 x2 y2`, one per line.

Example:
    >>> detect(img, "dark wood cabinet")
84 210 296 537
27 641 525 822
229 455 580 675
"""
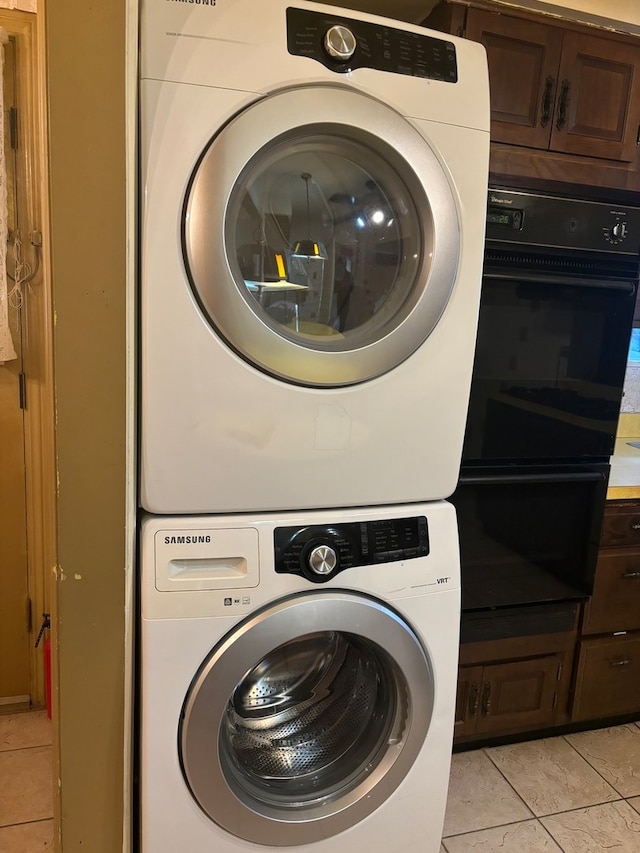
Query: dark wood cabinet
465 9 640 163
464 9 563 150
458 656 564 737
599 499 640 548
583 547 640 635
555 32 640 162
423 1 640 190
455 632 575 744
573 634 640 721
455 665 483 738
572 500 640 723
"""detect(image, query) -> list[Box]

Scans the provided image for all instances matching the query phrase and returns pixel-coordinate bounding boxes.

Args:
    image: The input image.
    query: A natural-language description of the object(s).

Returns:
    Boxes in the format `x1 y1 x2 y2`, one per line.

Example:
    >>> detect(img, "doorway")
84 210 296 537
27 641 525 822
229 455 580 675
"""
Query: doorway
0 11 55 712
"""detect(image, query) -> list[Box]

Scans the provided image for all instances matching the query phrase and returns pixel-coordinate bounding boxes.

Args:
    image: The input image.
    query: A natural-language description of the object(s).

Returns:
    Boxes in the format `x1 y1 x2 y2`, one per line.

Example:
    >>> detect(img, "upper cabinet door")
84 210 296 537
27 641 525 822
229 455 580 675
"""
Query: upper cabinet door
551 31 640 162
465 7 640 163
465 8 563 149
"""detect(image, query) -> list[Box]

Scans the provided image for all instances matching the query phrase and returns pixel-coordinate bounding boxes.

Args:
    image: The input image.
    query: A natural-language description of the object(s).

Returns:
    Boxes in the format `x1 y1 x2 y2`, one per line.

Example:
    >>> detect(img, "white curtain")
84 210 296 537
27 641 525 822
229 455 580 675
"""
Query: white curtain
0 25 17 363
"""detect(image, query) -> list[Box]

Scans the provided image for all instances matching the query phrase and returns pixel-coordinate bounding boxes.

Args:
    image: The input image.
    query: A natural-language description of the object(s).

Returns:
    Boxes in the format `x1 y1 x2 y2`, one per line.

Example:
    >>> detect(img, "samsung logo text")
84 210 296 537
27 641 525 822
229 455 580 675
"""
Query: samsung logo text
164 535 212 544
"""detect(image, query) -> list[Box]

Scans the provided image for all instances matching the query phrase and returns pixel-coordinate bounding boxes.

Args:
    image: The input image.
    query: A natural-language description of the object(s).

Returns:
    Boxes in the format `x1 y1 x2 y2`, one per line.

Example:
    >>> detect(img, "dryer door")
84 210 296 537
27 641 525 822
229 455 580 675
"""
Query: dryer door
179 590 434 847
183 85 460 387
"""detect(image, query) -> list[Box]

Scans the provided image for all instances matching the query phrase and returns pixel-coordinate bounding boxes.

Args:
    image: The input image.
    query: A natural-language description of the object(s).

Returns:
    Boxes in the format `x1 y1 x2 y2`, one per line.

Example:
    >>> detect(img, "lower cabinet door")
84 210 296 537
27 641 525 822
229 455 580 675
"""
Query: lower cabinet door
573 634 640 721
455 655 564 739
474 655 562 735
455 666 484 738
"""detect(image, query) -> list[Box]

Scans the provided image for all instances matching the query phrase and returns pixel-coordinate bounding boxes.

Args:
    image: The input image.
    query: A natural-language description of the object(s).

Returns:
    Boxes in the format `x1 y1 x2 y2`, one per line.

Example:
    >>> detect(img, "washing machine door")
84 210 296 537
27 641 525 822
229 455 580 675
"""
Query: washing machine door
179 591 434 847
183 85 460 387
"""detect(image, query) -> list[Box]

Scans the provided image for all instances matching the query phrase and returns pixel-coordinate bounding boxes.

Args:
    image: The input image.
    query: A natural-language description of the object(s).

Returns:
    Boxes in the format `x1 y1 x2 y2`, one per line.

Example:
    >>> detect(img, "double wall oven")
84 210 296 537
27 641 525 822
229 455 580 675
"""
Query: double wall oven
452 188 640 642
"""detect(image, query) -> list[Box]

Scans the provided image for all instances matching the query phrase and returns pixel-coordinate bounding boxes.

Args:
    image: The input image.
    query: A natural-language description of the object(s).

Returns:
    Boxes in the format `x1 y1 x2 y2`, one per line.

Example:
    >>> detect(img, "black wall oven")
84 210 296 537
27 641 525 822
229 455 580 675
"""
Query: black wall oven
452 188 640 640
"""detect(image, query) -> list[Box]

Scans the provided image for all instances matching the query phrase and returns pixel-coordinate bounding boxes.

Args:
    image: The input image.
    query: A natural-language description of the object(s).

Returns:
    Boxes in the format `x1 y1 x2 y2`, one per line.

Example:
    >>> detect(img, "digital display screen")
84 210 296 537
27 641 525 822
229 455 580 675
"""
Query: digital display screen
487 207 524 229
487 212 511 225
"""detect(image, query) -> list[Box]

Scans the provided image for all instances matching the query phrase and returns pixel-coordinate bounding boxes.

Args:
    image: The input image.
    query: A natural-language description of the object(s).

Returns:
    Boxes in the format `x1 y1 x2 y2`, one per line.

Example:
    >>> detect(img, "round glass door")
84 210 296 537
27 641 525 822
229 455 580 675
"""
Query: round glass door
179 591 434 847
183 85 460 386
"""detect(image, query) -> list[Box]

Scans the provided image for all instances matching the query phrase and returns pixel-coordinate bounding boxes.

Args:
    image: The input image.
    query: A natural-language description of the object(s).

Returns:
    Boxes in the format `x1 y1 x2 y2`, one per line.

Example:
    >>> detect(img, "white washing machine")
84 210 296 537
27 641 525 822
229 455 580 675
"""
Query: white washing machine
139 0 490 514
139 501 460 852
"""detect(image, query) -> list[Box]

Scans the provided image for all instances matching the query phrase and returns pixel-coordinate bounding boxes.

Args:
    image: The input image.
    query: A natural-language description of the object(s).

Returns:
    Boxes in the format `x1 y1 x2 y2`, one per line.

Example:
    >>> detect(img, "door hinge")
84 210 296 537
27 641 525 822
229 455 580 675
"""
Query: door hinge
19 372 26 409
637 123 640 146
9 106 18 150
25 597 32 633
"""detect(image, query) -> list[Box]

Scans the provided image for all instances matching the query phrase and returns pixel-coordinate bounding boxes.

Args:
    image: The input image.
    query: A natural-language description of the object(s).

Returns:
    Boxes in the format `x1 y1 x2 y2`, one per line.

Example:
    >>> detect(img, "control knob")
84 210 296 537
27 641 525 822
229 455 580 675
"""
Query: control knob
324 25 357 62
611 222 628 240
307 543 338 577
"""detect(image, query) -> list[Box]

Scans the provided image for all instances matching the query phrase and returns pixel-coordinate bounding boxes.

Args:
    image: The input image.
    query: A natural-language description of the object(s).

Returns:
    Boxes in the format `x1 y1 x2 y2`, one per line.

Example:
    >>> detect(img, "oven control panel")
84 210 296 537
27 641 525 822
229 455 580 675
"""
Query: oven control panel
487 188 640 254
274 516 429 583
286 7 458 82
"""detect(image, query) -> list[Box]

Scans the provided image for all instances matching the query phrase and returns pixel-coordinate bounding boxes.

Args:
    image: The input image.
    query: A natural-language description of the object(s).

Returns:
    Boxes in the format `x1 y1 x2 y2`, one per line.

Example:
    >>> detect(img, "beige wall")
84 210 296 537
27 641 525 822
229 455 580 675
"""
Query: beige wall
46 0 127 850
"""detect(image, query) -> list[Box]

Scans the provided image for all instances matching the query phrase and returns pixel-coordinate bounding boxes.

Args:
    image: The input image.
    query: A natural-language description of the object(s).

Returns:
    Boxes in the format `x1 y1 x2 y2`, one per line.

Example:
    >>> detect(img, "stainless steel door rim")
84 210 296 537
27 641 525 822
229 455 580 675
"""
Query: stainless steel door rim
183 84 460 387
179 590 434 846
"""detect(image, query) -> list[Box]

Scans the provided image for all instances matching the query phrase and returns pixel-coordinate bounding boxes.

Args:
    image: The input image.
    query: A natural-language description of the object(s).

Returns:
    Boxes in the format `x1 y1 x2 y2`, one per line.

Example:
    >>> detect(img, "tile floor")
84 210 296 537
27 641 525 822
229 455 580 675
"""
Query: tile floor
1 711 640 851
441 721 640 852
0 709 54 851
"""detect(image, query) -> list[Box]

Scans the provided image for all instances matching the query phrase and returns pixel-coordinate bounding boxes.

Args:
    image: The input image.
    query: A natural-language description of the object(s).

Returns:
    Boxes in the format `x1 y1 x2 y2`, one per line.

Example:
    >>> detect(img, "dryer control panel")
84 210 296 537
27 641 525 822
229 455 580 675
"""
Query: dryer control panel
274 515 430 583
287 7 458 82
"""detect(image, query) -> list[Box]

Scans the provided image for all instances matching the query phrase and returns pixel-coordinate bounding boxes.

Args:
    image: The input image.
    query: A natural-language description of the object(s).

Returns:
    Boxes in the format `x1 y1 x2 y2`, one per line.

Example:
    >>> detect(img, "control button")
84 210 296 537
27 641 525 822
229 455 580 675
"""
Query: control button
387 549 404 561
324 25 357 61
374 551 389 563
307 544 338 576
403 547 419 559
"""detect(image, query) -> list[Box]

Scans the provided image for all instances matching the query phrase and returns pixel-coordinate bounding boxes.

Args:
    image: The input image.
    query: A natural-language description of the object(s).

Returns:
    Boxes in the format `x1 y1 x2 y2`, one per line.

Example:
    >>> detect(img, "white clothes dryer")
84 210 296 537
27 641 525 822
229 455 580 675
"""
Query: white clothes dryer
139 0 490 514
139 501 460 852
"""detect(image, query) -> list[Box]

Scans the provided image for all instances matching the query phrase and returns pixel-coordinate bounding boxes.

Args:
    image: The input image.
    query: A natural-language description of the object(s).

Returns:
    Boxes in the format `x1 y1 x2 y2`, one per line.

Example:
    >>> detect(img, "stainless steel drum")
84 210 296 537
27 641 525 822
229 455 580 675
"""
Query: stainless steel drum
220 631 399 800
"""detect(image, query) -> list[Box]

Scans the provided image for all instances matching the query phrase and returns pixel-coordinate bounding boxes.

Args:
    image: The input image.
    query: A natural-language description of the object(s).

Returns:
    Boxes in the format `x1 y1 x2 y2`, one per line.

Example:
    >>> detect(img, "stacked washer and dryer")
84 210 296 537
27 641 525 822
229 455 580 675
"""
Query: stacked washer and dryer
138 2 489 851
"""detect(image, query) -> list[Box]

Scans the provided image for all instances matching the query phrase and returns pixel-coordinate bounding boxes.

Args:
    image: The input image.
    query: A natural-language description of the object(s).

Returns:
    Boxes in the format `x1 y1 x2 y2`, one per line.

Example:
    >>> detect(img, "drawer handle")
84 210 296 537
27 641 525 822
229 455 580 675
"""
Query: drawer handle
469 682 480 717
481 682 492 716
622 571 640 579
610 658 632 667
540 75 555 128
556 79 571 131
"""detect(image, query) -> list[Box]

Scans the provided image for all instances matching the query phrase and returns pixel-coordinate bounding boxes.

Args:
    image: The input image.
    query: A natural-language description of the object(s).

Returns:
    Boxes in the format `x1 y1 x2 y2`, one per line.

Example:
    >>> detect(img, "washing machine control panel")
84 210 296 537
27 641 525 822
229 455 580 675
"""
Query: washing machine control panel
274 516 429 583
287 8 458 83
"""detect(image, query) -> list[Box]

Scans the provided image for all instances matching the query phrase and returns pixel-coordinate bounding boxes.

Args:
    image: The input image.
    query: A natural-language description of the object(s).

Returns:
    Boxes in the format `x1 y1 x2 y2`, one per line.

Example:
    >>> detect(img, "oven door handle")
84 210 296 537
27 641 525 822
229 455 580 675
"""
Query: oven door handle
482 271 636 295
459 471 607 486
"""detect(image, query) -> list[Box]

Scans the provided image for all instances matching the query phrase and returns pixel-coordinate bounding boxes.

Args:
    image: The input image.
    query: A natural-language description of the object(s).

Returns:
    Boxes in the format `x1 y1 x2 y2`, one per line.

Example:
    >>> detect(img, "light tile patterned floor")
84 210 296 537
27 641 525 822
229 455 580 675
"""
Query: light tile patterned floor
443 721 640 852
0 710 54 851
2 711 640 851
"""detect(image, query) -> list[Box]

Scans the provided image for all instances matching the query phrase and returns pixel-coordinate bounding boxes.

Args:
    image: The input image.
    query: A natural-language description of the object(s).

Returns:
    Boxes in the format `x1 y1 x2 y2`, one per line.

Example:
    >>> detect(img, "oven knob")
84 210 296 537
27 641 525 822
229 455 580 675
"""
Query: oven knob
324 25 357 62
611 222 628 241
307 544 338 576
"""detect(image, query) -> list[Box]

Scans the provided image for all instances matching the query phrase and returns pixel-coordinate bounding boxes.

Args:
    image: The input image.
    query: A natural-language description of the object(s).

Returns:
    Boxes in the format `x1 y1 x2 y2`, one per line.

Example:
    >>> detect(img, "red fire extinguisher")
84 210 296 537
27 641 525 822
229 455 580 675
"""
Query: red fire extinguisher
35 614 52 719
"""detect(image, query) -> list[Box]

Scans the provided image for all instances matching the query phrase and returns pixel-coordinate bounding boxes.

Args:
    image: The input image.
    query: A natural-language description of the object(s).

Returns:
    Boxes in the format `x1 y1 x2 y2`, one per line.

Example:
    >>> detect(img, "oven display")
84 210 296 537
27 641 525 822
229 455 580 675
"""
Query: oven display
486 207 523 229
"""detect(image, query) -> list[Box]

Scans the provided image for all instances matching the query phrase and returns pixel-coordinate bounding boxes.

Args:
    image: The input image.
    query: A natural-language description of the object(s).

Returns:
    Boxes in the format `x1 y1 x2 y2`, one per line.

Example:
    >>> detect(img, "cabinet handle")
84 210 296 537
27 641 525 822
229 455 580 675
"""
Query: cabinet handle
540 75 555 127
468 682 480 717
556 79 571 130
630 522 640 530
481 682 492 716
609 658 632 667
622 571 640 579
